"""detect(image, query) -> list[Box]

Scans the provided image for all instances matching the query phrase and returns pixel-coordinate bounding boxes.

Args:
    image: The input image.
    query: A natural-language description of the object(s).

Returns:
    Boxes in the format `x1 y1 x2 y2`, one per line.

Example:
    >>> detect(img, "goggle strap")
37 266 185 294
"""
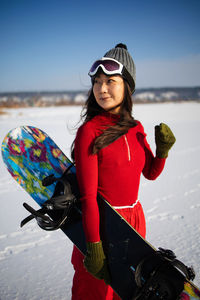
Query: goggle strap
122 67 135 93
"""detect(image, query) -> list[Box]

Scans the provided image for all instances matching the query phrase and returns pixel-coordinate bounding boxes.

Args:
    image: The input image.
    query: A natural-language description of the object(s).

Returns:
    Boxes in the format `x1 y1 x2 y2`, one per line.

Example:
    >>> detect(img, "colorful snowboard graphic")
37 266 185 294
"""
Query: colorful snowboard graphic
1 126 75 206
1 126 200 300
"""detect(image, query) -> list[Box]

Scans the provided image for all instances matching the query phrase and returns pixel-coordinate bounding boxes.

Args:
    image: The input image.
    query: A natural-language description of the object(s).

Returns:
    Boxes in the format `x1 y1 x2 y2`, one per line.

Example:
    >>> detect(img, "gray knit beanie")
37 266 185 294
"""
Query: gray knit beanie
104 43 136 93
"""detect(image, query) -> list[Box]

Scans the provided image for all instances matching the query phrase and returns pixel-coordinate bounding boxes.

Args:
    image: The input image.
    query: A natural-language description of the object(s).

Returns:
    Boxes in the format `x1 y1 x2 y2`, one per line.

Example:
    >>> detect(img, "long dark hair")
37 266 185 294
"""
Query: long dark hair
71 77 137 160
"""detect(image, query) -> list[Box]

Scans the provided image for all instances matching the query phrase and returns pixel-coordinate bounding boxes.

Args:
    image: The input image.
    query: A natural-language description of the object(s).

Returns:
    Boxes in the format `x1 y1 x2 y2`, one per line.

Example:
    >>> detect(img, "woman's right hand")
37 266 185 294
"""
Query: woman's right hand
84 240 111 285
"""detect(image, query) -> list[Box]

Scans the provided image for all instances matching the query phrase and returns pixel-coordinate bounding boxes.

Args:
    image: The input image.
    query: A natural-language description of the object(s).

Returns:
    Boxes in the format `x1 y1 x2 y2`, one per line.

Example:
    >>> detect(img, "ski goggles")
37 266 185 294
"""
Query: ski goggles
88 57 124 77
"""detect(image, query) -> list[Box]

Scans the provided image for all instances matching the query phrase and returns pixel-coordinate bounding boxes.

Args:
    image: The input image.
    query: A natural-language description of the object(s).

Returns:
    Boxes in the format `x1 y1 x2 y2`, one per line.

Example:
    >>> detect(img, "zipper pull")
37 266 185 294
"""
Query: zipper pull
124 135 131 161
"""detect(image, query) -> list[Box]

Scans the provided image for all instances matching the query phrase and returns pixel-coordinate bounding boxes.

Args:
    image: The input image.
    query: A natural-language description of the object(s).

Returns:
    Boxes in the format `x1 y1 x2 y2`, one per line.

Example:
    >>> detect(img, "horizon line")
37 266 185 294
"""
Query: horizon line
0 85 200 94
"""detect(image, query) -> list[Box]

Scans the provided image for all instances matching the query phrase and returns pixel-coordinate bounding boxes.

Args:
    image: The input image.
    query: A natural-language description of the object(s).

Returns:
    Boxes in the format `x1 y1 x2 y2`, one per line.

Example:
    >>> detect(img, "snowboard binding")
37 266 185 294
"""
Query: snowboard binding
21 166 80 231
133 248 195 300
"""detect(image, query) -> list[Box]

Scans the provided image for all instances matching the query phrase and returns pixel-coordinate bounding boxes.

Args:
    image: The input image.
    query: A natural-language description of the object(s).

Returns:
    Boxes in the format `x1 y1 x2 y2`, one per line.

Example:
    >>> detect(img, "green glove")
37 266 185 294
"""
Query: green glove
155 123 176 158
84 241 111 285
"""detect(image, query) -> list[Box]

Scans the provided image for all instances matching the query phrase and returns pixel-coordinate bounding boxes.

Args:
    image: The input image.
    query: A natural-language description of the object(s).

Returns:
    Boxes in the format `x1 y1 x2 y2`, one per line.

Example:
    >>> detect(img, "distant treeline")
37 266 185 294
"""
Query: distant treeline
0 87 199 108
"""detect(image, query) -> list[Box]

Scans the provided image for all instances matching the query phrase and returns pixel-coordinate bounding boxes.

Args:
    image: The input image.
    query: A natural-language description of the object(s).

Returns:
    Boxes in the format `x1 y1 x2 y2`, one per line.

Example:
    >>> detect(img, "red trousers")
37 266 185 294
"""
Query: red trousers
71 201 146 300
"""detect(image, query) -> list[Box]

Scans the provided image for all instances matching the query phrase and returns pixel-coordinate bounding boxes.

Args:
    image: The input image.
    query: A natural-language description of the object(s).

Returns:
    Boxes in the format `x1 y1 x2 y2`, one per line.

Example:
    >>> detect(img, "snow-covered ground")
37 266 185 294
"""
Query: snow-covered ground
0 102 200 299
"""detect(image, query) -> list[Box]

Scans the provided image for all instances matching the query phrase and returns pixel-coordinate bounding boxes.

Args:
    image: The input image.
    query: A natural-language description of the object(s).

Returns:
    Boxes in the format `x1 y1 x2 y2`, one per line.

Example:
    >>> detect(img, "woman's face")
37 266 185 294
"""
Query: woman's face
93 73 125 114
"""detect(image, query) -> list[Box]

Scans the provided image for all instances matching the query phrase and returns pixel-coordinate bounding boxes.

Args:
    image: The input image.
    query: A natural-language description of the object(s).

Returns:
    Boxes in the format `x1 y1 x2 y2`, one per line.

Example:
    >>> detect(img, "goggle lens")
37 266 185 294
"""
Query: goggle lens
89 58 123 76
90 60 120 72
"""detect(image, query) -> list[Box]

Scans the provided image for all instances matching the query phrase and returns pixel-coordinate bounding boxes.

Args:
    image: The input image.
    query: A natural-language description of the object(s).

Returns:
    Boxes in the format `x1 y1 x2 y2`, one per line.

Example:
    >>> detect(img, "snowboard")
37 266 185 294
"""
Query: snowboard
1 126 200 300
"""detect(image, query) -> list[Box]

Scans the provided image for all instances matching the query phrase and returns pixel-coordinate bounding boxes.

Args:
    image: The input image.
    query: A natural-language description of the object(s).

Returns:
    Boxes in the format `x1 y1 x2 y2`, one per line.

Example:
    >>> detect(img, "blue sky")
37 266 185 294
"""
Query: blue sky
0 0 200 92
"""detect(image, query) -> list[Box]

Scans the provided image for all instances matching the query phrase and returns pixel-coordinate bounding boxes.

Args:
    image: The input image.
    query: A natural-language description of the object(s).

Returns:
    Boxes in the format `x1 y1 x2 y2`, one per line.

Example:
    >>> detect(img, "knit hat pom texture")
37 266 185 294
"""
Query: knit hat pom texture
104 43 136 93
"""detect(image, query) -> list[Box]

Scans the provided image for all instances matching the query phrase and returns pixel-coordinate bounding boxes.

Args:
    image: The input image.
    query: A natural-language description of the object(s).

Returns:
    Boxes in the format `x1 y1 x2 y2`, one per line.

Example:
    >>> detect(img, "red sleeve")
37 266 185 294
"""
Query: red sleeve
142 143 166 180
139 124 166 180
74 123 100 243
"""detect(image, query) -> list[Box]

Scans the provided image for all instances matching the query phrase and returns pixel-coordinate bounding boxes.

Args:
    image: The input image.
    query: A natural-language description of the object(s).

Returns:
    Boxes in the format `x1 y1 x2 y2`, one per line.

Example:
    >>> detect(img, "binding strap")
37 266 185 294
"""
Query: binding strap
133 248 195 300
21 168 79 231
21 202 73 231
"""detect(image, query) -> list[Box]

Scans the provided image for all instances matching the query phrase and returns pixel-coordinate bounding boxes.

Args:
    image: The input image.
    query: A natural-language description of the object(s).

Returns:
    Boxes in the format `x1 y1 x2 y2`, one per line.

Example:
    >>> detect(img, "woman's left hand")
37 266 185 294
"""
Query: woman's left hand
155 123 176 158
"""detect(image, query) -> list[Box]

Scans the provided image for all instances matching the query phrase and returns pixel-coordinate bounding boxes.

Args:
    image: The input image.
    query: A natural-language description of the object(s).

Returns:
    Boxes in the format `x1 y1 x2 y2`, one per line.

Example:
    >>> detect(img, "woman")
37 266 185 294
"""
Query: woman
71 43 176 299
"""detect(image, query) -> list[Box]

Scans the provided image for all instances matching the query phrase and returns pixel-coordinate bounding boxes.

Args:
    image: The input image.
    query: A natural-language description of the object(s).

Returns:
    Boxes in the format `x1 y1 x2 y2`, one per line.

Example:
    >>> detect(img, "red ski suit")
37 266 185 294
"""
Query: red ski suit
71 112 166 299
